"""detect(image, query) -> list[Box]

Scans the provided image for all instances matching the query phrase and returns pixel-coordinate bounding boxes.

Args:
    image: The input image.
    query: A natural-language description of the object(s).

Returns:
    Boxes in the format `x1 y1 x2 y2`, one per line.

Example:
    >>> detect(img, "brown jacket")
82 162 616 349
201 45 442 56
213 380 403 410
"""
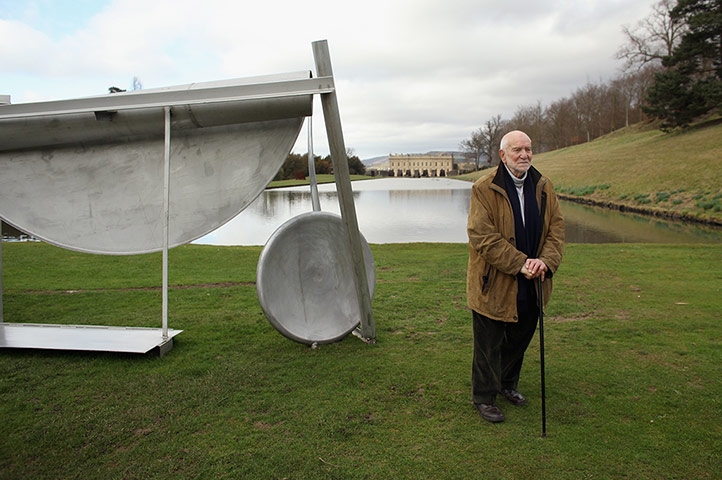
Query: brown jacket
466 165 565 322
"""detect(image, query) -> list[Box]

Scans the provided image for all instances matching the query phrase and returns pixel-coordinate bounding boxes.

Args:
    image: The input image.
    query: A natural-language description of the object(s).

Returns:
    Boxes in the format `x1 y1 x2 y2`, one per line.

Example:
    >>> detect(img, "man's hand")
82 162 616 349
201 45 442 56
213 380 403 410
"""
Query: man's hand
520 258 548 281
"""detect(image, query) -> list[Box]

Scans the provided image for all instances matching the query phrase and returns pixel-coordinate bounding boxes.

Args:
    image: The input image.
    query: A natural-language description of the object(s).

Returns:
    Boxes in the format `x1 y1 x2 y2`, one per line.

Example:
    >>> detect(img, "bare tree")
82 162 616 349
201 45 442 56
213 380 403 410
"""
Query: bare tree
510 102 546 152
613 74 637 127
460 115 505 169
481 115 505 167
611 64 660 126
616 0 685 71
460 128 485 170
571 83 594 143
544 98 576 150
631 64 660 122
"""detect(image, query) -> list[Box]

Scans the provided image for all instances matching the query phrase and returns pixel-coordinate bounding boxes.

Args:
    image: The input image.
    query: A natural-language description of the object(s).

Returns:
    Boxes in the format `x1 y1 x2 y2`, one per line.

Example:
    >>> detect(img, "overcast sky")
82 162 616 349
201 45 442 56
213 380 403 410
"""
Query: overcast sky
1 0 656 159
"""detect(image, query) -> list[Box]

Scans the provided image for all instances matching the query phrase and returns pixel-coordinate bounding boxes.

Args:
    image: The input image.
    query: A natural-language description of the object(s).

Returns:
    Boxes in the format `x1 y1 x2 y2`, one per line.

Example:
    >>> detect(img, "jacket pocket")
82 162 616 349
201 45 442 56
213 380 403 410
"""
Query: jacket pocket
481 265 494 294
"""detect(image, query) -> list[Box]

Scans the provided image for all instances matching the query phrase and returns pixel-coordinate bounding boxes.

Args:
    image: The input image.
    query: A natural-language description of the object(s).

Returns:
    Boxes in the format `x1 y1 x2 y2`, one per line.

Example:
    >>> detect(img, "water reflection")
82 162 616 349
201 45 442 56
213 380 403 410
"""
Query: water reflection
198 178 473 245
1 222 40 242
560 200 722 244
194 178 721 245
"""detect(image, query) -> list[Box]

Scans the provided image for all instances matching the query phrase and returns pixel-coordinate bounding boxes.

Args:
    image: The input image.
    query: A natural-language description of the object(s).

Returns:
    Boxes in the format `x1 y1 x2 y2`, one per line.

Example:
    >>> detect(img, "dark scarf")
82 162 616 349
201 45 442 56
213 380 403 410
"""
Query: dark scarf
502 166 541 314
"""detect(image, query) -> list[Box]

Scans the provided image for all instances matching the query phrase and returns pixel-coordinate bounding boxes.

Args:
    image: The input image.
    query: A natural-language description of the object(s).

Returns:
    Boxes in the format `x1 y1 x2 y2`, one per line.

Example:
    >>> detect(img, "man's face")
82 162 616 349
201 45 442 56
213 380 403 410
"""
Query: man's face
500 133 533 178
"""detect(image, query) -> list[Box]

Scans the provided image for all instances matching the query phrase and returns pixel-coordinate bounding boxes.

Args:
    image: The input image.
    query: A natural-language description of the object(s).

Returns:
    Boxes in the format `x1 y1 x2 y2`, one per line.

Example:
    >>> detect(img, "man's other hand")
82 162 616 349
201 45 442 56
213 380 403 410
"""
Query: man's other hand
521 259 548 280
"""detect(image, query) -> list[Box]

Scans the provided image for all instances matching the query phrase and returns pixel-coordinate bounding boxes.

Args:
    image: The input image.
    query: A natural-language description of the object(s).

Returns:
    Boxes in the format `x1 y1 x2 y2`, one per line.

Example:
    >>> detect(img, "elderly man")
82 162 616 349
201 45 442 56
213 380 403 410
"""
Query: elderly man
466 130 565 423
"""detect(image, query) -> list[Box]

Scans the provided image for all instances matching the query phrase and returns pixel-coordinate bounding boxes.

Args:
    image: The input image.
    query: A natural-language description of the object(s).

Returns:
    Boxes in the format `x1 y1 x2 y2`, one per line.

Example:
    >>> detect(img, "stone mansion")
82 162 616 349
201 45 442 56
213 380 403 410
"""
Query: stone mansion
387 153 454 177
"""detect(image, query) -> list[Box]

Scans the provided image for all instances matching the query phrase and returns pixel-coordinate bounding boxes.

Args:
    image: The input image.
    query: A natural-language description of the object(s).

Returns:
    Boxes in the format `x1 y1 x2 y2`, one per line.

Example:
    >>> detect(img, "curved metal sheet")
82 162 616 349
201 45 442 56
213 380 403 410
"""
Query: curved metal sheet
0 117 303 254
256 211 375 345
0 97 312 152
0 73 313 254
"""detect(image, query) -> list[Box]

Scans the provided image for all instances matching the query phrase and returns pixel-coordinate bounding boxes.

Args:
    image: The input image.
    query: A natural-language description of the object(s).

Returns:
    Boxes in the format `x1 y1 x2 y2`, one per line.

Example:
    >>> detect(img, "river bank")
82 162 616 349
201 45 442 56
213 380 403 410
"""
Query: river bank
557 193 722 227
455 169 722 229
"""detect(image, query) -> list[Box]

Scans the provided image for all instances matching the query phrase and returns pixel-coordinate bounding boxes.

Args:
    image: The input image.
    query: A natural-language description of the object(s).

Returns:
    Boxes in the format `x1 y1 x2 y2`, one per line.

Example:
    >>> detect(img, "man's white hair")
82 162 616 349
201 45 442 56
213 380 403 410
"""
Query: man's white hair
500 130 531 152
500 134 510 152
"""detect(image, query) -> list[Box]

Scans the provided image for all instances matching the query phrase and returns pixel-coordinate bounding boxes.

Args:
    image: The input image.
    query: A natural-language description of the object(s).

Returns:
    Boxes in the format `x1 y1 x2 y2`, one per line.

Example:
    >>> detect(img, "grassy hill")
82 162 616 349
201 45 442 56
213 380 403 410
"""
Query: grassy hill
457 120 722 225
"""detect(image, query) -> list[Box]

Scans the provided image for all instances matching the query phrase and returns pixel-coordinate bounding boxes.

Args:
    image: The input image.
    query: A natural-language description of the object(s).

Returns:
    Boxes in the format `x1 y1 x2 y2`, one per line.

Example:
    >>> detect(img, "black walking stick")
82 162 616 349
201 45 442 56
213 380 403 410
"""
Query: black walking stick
537 276 547 438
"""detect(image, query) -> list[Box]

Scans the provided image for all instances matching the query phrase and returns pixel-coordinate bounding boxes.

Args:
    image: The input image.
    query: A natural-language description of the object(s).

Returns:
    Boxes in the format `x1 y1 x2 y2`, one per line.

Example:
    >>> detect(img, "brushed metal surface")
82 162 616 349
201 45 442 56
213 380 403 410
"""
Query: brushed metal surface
0 73 312 255
256 211 375 345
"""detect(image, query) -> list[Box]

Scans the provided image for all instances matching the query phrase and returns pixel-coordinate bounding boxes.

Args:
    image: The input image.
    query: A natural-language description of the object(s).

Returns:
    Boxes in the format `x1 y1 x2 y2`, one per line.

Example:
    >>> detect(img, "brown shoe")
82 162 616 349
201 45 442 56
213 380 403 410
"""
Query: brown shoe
474 403 505 423
501 389 527 406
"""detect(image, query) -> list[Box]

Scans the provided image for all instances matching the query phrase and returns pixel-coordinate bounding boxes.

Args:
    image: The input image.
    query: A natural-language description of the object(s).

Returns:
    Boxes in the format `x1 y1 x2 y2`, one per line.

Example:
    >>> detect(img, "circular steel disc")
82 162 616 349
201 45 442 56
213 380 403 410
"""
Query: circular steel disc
256 211 375 345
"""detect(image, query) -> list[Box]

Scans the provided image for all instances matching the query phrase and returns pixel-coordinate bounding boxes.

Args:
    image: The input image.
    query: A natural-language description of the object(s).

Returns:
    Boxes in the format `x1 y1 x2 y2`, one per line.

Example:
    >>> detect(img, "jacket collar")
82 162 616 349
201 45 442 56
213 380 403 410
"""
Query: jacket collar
492 163 542 190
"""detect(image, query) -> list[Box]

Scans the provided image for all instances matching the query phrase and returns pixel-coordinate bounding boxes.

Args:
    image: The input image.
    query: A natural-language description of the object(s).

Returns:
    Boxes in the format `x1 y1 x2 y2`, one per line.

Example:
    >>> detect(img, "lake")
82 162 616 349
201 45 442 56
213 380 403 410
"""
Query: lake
194 177 722 246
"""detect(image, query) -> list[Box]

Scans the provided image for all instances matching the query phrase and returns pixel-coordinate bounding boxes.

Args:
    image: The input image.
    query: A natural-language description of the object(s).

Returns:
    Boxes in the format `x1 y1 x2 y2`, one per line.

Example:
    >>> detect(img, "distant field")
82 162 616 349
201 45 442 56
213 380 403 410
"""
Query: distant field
268 174 375 189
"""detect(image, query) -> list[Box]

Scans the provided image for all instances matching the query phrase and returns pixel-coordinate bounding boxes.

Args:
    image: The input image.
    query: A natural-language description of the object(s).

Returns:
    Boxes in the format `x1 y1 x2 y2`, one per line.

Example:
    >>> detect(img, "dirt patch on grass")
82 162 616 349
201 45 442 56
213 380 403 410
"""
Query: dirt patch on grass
548 314 591 323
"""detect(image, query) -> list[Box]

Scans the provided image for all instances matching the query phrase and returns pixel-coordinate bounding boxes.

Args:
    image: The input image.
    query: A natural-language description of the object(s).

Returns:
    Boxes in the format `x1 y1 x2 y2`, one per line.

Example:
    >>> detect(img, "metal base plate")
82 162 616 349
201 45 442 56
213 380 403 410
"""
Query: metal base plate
0 323 182 354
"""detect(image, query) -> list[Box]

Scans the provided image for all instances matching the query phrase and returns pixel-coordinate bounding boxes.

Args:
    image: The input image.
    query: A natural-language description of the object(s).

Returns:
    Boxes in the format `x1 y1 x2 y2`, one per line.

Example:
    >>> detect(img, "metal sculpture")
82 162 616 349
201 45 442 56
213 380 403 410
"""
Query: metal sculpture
0 40 376 354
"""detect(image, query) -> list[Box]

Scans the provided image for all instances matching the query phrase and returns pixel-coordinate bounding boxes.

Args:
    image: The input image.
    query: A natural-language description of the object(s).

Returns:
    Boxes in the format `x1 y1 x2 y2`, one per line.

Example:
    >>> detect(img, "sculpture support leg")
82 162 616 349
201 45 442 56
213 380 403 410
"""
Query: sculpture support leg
0 225 3 322
307 119 321 213
162 107 171 339
0 98 5 322
312 40 375 341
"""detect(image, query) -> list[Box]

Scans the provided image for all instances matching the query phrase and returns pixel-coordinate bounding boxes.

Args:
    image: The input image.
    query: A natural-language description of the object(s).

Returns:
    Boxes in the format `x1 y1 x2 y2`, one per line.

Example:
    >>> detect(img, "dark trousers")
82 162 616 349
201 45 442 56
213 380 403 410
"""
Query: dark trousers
471 308 539 405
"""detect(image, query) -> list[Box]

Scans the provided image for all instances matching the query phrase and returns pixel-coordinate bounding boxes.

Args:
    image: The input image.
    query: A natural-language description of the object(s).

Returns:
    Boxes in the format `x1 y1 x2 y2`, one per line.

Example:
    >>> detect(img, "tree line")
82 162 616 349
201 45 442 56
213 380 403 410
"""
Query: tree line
274 150 366 181
461 0 721 167
460 65 659 167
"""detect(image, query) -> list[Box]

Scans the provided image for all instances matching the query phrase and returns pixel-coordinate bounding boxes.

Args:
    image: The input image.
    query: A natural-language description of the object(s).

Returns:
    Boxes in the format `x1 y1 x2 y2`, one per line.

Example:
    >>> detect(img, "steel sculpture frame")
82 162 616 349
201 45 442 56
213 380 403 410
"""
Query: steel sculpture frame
0 40 375 355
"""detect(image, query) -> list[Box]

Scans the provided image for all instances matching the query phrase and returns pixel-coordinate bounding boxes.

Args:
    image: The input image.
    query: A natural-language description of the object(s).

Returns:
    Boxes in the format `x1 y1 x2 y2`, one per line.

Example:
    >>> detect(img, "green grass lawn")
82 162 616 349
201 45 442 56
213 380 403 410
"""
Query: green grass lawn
1 242 720 479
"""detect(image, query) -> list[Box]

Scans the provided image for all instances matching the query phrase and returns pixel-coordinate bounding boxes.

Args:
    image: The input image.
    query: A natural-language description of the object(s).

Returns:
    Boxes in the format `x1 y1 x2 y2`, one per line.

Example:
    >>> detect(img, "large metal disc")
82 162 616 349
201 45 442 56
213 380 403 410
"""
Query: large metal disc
256 211 375 345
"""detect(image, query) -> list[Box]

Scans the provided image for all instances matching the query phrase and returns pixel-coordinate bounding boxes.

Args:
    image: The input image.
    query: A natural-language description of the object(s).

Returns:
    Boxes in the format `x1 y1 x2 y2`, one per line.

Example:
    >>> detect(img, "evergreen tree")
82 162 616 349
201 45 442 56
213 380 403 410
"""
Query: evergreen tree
273 151 364 181
644 0 722 129
346 154 366 175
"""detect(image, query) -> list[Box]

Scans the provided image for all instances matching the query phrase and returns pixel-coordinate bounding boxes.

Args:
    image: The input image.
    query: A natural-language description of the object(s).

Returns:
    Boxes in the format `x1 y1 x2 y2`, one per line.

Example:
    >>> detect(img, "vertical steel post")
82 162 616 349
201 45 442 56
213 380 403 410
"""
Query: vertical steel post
312 40 375 341
307 118 321 212
0 98 8 323
0 223 3 323
162 107 171 339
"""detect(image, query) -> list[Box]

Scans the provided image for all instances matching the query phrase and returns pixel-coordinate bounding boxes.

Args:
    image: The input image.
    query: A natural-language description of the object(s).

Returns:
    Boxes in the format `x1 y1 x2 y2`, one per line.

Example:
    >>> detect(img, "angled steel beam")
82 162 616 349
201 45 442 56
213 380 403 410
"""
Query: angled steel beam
312 40 376 341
